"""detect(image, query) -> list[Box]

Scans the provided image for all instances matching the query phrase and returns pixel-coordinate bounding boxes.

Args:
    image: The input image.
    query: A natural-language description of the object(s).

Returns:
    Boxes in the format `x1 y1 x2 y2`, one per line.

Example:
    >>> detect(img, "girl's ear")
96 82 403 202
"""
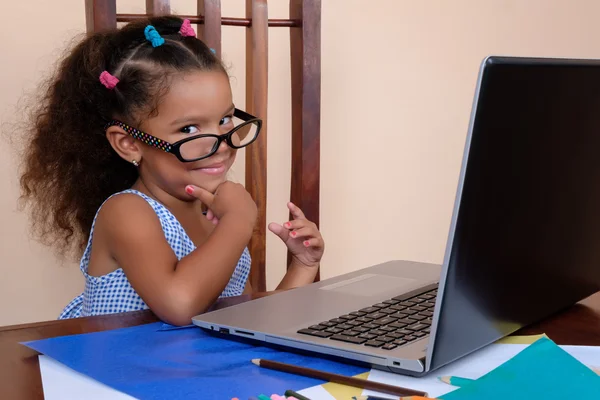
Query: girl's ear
106 126 142 163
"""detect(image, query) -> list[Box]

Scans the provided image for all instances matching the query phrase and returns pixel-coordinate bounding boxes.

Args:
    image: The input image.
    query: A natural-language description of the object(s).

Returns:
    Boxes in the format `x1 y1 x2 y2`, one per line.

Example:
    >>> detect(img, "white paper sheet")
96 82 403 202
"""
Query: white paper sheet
38 355 334 400
363 344 600 399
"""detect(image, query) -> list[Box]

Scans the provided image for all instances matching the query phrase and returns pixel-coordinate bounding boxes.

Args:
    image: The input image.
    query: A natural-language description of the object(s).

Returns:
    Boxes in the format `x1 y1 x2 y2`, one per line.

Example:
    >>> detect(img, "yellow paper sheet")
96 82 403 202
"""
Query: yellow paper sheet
321 334 548 399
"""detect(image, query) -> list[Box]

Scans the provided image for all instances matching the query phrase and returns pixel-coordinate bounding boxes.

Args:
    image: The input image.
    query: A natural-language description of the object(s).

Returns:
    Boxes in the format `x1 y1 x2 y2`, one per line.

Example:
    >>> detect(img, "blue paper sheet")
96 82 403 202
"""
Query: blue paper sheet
440 337 600 399
23 322 367 400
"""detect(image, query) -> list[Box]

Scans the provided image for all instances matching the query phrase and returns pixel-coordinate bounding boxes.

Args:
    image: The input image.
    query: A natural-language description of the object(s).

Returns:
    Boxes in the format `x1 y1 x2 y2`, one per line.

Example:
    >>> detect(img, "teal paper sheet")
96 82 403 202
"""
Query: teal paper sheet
440 337 600 399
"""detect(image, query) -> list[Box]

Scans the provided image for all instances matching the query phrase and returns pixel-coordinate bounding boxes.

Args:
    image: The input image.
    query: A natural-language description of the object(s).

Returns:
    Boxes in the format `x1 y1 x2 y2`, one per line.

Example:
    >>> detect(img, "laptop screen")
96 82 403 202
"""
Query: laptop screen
429 56 600 371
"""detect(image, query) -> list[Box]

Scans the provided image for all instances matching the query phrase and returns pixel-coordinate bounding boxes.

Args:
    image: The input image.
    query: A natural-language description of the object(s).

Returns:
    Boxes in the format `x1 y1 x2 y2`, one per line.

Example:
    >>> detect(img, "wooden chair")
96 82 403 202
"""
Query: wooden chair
85 0 321 291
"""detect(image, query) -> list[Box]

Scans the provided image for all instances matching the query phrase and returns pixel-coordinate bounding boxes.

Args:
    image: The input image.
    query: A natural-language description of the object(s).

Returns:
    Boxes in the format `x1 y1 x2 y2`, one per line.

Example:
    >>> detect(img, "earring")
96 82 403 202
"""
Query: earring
132 159 139 167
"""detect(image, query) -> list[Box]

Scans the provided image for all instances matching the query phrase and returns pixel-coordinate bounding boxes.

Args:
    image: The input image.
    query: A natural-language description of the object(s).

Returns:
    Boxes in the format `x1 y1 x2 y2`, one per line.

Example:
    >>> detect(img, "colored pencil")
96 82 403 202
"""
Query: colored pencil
284 389 311 400
438 375 475 387
251 358 428 397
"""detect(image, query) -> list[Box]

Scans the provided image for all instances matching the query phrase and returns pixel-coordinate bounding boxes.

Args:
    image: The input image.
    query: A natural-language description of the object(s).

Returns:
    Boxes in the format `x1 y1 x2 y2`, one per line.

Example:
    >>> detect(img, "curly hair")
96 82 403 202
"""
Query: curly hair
18 16 226 259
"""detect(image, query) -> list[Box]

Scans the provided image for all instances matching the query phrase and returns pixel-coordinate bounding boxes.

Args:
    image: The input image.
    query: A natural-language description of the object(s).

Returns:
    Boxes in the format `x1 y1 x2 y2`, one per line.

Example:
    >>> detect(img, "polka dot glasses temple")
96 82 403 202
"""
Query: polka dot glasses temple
103 109 262 162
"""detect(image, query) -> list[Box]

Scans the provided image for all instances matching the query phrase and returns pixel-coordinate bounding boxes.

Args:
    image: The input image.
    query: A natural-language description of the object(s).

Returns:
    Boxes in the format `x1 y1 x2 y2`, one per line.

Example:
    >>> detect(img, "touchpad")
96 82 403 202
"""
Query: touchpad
320 274 416 297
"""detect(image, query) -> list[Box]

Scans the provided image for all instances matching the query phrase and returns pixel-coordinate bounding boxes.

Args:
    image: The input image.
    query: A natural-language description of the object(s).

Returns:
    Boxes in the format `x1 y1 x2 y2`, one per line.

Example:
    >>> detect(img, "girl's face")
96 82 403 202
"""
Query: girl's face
137 70 237 199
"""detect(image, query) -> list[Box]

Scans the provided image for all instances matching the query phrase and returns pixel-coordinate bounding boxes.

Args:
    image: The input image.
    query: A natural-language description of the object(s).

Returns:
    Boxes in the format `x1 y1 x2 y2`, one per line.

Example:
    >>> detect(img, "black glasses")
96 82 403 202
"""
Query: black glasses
104 108 262 162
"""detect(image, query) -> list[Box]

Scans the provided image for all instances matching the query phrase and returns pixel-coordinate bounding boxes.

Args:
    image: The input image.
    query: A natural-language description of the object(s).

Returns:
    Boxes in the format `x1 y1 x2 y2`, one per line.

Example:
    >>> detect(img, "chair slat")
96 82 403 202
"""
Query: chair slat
146 0 171 16
85 0 116 32
197 0 222 58
245 0 269 292
290 0 321 281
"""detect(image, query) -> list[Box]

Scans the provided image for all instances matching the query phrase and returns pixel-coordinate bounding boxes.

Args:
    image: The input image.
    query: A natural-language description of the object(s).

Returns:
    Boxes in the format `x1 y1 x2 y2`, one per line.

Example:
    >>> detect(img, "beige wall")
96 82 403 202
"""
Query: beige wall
2 0 600 326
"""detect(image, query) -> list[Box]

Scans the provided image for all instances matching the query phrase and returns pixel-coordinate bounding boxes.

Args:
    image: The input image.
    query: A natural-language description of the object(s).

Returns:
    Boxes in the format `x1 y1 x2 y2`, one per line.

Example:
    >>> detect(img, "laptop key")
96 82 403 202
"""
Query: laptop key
363 323 379 329
383 299 400 305
360 307 379 313
379 326 395 332
401 309 418 316
411 305 427 312
347 320 363 327
367 312 387 320
339 314 357 320
325 327 344 334
420 311 434 317
319 321 336 327
387 332 405 339
373 317 397 326
353 326 370 333
389 312 409 319
358 333 377 340
412 297 427 304
407 323 429 331
370 329 387 336
394 339 407 346
330 334 367 345
342 330 360 336
423 328 431 333
373 303 388 308
414 331 427 338
297 329 333 338
365 340 384 347
404 335 417 342
395 318 417 325
409 314 427 321
356 316 373 323
382 343 398 350
329 318 346 324
395 328 413 335
309 325 327 331
390 304 407 312
337 323 354 330
388 322 407 329
378 336 395 343
379 308 398 315
400 301 416 307
350 311 366 317
421 294 435 300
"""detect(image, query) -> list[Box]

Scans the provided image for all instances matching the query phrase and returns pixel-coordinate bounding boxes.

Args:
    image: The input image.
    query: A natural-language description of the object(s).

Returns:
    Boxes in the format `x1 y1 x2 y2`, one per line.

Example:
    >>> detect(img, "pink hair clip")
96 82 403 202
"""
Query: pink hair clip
179 19 196 37
99 71 119 90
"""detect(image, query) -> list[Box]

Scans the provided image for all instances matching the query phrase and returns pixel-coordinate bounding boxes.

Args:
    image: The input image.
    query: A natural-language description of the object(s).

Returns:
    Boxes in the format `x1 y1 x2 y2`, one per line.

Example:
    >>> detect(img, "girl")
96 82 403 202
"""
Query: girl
18 16 324 326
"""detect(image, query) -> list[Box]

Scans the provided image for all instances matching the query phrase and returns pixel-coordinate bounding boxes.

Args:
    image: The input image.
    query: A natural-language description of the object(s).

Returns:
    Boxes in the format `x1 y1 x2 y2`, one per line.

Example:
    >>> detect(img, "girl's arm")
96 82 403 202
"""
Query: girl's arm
98 182 256 326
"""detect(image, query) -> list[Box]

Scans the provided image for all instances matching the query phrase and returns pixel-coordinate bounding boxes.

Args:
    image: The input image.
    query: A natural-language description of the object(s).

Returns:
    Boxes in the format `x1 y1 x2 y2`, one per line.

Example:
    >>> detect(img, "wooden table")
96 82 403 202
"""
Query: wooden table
2 292 600 400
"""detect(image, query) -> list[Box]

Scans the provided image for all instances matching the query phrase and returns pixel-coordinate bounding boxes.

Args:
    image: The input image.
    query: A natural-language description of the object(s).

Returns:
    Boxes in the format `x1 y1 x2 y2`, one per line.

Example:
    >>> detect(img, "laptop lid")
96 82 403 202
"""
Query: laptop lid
426 56 600 371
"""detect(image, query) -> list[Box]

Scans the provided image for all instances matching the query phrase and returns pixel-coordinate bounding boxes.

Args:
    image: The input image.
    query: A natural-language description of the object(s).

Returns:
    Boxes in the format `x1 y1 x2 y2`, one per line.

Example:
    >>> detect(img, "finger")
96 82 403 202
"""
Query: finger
288 226 320 240
211 216 219 225
268 222 290 241
186 185 214 207
288 202 306 220
206 209 214 221
283 219 314 231
302 237 324 249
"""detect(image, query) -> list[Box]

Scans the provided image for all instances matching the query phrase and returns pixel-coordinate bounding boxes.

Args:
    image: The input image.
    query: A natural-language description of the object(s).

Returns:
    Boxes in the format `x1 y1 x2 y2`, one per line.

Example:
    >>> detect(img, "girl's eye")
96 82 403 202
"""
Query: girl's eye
220 116 233 126
180 125 199 135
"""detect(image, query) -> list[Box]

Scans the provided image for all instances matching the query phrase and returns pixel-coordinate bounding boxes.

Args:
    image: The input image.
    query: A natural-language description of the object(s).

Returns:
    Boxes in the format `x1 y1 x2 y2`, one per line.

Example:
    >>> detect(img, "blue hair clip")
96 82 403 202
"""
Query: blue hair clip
144 25 165 47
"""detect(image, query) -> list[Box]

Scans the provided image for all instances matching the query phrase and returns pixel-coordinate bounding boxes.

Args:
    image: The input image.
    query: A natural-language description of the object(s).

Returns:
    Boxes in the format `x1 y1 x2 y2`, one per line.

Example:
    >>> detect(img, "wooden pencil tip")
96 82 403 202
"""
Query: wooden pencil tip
438 376 451 384
251 358 260 366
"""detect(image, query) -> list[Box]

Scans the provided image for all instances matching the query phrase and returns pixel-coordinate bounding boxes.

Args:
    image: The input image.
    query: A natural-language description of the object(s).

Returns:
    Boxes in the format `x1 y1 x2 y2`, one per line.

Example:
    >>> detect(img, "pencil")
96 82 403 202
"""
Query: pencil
284 389 311 400
353 397 435 400
251 358 428 397
438 376 475 387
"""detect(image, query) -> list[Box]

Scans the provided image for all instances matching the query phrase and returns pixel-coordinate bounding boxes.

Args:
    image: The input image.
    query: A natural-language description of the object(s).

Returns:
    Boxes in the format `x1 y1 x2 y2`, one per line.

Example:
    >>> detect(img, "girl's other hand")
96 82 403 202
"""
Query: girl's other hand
268 202 324 269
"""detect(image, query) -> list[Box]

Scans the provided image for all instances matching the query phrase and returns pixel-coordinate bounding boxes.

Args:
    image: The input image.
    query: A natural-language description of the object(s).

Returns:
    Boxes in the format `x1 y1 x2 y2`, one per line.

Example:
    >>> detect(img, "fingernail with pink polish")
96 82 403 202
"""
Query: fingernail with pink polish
290 231 297 237
185 186 194 194
304 241 310 247
284 222 291 229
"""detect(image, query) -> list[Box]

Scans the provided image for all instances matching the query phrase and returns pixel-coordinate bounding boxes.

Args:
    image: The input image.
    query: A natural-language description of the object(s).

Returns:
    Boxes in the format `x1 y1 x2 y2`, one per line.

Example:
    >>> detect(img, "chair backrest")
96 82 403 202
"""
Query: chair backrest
85 0 321 291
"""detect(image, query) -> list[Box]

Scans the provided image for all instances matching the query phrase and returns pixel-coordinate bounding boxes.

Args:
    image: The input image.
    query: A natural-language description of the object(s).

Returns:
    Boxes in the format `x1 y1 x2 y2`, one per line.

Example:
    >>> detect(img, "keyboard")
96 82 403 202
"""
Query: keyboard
297 286 437 350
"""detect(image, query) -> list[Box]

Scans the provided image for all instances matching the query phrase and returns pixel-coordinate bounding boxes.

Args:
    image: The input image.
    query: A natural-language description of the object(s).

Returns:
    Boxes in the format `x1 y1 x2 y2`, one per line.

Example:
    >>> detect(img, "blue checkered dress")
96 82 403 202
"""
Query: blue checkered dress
58 189 251 319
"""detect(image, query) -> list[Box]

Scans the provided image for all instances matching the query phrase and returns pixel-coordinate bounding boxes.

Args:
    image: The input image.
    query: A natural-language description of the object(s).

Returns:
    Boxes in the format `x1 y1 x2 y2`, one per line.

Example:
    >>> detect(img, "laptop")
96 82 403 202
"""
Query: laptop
193 56 600 376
